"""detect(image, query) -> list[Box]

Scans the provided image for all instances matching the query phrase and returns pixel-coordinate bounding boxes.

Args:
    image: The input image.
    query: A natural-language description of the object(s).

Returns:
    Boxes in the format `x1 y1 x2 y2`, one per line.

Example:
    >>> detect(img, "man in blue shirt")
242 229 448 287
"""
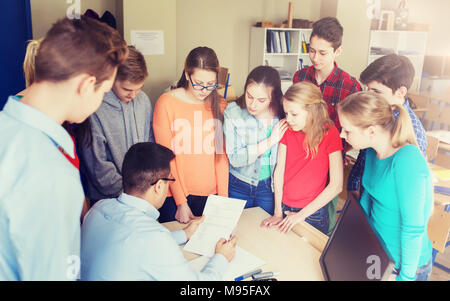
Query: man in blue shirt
80 142 236 280
0 17 128 280
347 54 428 200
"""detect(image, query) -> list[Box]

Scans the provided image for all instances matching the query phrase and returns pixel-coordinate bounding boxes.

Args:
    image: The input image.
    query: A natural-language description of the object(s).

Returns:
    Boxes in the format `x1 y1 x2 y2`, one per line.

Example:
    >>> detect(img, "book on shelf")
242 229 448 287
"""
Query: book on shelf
266 30 272 53
285 31 291 53
280 31 287 53
273 31 281 53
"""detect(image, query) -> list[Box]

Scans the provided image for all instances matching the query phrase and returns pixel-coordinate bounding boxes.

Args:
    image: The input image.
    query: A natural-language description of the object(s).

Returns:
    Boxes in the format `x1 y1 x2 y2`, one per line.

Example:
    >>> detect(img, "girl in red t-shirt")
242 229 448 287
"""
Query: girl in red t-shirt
261 81 344 234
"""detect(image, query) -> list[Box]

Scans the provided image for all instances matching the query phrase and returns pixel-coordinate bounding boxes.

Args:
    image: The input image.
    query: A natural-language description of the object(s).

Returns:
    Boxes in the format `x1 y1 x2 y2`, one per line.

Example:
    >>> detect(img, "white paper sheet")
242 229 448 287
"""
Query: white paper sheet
130 30 164 55
183 195 246 257
188 246 266 281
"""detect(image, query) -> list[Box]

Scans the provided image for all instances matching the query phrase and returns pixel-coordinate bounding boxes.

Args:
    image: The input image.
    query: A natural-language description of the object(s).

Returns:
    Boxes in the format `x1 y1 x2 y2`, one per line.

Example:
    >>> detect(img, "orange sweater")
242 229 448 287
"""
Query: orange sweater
153 93 229 205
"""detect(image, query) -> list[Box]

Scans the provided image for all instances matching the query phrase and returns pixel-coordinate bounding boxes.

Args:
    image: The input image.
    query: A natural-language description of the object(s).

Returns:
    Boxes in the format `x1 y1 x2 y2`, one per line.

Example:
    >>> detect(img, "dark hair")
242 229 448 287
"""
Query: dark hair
235 65 284 119
116 46 148 83
360 54 415 92
35 16 128 88
310 17 343 50
176 46 223 123
122 142 175 195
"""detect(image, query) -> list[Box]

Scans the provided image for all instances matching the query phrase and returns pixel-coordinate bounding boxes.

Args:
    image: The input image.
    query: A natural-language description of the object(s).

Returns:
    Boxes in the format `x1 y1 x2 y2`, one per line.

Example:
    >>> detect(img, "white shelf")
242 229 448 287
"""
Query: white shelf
265 52 298 56
367 30 427 92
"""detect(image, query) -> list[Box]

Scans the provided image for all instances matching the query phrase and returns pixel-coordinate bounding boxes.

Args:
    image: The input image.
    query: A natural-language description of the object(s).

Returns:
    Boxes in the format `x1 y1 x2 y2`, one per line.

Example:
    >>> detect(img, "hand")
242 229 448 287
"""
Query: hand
260 213 283 228
183 215 205 240
269 119 289 146
277 211 304 234
215 236 237 262
175 203 196 224
344 155 354 166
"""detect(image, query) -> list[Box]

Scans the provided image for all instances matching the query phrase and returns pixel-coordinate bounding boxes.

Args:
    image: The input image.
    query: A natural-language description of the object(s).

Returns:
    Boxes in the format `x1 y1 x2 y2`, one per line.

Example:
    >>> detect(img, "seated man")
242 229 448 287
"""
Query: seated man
79 46 154 204
81 142 236 280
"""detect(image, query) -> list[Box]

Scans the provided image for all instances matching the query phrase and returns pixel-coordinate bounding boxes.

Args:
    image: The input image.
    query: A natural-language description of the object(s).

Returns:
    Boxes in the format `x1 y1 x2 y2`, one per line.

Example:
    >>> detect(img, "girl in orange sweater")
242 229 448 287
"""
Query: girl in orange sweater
153 47 229 223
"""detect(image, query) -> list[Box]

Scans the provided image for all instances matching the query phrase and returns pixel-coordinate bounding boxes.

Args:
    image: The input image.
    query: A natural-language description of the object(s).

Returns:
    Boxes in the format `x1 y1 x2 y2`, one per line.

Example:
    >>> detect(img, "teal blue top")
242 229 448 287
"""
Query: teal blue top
259 125 272 180
360 145 433 281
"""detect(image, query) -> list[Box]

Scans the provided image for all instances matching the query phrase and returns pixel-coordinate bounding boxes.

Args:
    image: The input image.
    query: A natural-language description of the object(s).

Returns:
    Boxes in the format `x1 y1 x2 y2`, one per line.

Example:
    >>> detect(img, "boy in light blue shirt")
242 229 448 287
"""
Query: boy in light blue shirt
0 16 128 280
81 142 236 281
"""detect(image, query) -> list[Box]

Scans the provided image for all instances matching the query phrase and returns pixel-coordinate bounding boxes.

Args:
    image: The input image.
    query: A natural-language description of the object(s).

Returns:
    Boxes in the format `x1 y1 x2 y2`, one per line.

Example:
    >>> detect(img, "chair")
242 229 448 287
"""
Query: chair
439 107 450 129
423 103 442 130
408 93 430 122
426 135 439 163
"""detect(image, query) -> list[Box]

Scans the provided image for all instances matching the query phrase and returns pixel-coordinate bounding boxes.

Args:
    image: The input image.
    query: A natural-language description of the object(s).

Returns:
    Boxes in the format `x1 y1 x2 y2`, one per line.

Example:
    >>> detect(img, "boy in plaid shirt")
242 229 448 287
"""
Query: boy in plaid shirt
292 17 361 234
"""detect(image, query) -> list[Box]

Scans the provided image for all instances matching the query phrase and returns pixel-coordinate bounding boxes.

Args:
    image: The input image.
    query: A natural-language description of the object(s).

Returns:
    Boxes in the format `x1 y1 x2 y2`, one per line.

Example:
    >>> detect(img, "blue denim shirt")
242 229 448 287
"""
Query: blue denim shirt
347 97 428 191
223 102 280 190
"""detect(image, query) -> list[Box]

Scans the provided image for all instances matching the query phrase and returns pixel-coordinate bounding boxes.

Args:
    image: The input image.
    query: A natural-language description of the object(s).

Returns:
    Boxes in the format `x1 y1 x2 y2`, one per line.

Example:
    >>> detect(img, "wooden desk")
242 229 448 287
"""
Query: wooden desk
163 207 328 281
429 163 450 206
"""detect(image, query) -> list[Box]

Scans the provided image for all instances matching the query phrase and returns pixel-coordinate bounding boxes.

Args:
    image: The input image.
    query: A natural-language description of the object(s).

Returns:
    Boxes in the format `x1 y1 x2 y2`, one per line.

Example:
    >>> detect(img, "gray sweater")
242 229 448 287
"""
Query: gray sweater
79 90 154 200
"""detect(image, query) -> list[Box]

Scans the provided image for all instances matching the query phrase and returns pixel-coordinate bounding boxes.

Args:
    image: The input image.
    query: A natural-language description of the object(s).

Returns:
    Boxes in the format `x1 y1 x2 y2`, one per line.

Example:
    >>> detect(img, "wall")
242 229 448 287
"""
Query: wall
334 0 372 79
31 0 118 39
176 0 319 96
122 0 177 104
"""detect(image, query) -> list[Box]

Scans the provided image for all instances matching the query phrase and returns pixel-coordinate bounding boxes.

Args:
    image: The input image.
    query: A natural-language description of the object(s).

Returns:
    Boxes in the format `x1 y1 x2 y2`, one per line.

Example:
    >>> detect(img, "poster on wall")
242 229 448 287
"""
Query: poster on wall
130 30 164 55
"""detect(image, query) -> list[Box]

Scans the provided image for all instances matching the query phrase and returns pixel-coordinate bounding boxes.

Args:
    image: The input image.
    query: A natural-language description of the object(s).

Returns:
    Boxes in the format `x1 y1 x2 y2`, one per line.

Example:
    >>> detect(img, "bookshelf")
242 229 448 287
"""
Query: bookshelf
368 30 427 92
249 27 313 93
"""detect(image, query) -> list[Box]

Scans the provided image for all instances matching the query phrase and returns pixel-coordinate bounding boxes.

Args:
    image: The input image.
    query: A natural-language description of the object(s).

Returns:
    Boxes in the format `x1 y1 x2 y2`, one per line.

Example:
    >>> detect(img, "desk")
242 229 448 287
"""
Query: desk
163 207 328 281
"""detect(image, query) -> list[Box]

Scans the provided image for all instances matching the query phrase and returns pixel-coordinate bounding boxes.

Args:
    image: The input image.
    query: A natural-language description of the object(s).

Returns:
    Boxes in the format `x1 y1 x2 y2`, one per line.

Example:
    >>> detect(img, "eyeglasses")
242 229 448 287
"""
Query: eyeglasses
151 178 176 186
189 75 218 91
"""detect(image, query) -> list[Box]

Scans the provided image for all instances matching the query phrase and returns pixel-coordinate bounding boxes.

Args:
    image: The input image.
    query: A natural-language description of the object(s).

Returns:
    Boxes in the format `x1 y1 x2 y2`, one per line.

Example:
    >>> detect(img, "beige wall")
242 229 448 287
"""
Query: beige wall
31 0 117 39
176 0 319 96
122 0 177 104
335 0 371 80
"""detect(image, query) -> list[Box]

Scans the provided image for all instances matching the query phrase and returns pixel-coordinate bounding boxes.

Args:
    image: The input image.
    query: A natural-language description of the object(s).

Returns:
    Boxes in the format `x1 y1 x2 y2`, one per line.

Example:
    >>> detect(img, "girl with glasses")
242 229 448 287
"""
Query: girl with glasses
153 46 229 224
223 66 287 215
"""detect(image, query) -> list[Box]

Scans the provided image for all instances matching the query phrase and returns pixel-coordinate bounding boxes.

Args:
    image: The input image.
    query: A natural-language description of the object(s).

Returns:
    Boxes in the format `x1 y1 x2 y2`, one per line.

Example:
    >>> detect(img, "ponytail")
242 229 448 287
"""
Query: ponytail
390 104 418 148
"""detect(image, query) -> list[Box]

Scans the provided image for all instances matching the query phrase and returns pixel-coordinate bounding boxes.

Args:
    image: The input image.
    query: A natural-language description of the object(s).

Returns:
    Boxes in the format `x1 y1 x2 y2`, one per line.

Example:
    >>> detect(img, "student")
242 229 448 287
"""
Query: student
81 142 236 280
261 82 343 235
347 54 428 199
292 17 361 233
224 66 287 215
0 16 128 280
153 46 229 223
17 39 91 219
79 46 154 205
337 91 433 281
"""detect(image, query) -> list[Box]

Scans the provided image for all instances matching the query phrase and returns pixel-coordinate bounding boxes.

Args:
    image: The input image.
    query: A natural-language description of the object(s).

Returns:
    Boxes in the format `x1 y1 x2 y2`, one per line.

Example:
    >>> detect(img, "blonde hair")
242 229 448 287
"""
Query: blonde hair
337 91 418 149
23 39 42 87
283 81 334 158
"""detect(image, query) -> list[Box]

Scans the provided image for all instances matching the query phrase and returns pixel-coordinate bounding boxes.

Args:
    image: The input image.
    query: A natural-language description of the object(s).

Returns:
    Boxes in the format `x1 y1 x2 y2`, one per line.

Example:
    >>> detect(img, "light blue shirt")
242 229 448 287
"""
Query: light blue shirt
0 96 84 280
223 102 280 189
80 193 229 281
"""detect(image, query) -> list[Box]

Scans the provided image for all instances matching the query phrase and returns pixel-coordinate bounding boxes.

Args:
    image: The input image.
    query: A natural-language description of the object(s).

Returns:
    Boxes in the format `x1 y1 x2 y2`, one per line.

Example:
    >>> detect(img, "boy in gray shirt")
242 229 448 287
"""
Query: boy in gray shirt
80 46 154 203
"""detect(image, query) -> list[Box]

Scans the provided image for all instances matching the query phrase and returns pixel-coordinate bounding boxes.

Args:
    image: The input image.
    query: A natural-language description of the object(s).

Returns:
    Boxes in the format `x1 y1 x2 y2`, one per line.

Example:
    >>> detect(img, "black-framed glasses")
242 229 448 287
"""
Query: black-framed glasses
151 178 176 186
189 75 218 91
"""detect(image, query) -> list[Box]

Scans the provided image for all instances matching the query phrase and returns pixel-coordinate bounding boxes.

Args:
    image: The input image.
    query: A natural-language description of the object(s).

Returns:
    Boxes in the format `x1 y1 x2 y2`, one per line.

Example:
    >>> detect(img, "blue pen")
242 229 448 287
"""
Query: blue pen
234 269 262 281
224 73 230 99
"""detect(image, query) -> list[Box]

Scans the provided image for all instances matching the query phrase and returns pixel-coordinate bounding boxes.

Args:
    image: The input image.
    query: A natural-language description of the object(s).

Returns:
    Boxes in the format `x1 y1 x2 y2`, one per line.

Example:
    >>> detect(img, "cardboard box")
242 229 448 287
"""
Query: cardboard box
217 84 237 102
218 67 228 86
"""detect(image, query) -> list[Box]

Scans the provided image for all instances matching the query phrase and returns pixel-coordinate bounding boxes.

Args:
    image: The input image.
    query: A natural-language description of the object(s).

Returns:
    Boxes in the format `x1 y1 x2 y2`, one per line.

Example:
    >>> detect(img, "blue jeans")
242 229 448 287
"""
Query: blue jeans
228 173 274 215
158 195 208 223
282 203 329 235
392 257 433 281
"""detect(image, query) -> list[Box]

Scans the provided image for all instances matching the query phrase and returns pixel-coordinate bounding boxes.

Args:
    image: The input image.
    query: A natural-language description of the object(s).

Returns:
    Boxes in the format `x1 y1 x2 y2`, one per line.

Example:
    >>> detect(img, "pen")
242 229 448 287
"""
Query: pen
252 271 279 280
234 269 262 281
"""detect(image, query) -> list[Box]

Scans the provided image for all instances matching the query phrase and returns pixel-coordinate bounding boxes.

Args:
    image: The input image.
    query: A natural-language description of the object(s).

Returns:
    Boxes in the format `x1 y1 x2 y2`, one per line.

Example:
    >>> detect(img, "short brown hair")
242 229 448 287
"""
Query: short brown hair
360 54 415 92
310 17 343 50
35 16 128 88
116 46 148 83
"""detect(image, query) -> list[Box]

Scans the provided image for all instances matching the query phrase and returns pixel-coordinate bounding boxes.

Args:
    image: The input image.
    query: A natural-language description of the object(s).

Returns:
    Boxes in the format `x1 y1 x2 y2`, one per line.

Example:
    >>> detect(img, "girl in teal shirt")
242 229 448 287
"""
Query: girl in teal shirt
337 91 433 281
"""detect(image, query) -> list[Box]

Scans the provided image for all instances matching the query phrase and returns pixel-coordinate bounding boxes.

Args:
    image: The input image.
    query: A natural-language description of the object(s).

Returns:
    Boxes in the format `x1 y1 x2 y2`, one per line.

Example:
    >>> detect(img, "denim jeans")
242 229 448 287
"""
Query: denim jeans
228 173 274 215
392 257 433 281
282 203 329 235
158 195 208 223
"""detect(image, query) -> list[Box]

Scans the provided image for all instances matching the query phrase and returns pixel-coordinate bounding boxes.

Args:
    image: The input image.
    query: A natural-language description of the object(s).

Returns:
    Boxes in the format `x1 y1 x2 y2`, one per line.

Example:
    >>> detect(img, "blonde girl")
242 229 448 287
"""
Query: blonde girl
261 81 343 234
337 91 433 281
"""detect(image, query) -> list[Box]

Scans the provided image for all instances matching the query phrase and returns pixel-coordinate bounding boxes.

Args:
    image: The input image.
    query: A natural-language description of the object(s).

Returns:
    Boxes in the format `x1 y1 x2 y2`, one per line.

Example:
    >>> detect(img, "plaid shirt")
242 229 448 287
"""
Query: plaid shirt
347 97 428 191
293 62 362 131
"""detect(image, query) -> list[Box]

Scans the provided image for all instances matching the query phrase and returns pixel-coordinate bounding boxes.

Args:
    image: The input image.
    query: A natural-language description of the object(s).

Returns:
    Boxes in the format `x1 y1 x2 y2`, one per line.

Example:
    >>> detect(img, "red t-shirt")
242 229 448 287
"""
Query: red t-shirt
280 125 343 208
